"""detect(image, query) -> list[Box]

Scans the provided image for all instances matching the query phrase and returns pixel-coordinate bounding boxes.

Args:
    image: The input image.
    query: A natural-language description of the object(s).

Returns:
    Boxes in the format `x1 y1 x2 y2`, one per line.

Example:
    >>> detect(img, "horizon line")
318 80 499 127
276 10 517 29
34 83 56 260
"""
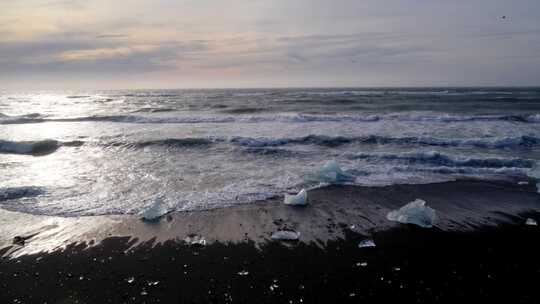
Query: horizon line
4 85 540 92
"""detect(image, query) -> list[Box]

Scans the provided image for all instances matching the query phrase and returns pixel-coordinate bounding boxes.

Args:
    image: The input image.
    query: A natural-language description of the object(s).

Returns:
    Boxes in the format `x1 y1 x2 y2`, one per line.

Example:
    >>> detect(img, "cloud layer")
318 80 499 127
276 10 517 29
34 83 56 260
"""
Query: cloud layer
1 0 540 89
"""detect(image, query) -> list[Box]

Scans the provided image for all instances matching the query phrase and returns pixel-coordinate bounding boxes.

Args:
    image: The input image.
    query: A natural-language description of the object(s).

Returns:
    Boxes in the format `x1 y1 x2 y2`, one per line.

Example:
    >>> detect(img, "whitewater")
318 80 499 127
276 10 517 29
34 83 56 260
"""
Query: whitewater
1 88 539 216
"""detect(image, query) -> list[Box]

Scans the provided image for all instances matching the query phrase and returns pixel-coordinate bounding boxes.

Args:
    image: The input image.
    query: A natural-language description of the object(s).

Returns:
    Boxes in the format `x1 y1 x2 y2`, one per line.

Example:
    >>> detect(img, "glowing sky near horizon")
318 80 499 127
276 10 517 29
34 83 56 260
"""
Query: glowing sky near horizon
1 0 540 89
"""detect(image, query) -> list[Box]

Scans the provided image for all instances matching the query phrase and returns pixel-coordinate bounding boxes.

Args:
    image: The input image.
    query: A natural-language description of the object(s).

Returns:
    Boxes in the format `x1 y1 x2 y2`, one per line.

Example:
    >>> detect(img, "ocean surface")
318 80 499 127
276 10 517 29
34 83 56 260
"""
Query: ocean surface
1 88 539 216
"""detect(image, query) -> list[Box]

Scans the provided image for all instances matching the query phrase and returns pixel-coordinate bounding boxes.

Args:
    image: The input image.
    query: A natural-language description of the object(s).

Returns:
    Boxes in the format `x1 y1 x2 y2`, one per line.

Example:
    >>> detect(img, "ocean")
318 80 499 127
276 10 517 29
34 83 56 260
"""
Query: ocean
1 87 539 216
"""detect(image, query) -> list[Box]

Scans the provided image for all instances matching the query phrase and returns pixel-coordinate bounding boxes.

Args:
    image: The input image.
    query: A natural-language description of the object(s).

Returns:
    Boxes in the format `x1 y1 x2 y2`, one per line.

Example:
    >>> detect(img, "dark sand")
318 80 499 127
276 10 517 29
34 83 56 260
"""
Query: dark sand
1 179 539 303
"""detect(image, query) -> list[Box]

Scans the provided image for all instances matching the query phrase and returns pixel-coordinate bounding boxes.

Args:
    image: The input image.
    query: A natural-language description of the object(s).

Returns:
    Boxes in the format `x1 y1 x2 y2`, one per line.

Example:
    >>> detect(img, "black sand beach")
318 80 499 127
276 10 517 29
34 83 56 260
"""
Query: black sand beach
3 0 540 301
1 180 540 303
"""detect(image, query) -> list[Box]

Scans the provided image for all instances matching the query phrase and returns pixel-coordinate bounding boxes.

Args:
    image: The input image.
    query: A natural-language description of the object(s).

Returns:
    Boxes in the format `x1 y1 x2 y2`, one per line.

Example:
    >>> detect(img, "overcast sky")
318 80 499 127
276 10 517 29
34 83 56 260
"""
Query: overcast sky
1 0 540 89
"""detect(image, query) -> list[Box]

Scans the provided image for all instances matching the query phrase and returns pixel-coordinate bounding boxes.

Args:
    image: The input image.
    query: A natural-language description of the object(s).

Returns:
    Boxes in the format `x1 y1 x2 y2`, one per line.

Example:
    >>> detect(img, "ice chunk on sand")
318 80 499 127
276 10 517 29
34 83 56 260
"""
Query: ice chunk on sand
284 189 308 206
139 197 168 221
386 199 438 228
308 160 355 184
271 230 300 241
184 234 207 246
358 239 376 248
525 218 538 226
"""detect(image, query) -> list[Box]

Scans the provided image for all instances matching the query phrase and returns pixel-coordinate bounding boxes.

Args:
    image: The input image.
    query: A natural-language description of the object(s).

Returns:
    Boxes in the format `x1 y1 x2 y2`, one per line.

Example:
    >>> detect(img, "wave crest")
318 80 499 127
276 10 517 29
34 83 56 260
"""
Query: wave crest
348 151 534 169
0 140 60 156
0 139 83 156
3 112 540 125
0 186 46 201
0 113 46 124
230 135 540 149
114 138 214 149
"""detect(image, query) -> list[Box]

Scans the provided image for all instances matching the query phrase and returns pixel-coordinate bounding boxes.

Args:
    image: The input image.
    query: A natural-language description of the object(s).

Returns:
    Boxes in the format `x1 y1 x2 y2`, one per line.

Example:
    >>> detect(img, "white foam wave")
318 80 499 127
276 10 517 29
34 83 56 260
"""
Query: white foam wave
3 112 540 125
347 151 534 169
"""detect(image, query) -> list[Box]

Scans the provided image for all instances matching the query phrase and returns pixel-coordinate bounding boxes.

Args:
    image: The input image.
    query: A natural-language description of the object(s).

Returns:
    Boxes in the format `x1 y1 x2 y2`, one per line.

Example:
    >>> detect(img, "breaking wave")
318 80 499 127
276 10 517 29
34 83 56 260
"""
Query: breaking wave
98 134 540 150
0 139 60 156
66 95 91 99
0 140 83 156
392 166 528 176
131 107 177 113
108 138 214 149
3 112 540 125
3 134 539 156
347 151 534 169
0 113 46 124
0 186 46 202
230 135 540 149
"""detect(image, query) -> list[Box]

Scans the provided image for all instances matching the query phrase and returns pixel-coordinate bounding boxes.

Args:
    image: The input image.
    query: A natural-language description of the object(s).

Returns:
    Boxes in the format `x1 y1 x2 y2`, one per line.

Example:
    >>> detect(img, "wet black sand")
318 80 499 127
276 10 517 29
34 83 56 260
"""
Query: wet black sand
1 180 540 303
2 220 540 303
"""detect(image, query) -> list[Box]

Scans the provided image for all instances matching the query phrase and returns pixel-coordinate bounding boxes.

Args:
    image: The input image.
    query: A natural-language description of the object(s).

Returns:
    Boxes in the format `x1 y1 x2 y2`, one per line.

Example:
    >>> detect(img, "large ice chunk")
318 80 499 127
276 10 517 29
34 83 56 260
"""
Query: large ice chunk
139 197 168 221
525 218 538 226
271 230 300 241
284 189 308 206
358 239 376 248
386 199 438 228
307 160 355 184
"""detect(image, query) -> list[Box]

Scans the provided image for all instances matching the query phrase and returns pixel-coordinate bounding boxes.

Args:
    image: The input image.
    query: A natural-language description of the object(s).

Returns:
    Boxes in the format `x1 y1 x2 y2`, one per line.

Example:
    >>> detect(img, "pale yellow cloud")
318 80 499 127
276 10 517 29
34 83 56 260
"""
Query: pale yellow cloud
57 45 158 61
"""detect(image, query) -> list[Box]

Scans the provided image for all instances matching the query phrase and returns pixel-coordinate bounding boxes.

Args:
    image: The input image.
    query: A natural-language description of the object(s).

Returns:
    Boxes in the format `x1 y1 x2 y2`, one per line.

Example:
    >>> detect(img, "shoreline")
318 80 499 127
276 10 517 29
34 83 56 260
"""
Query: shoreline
1 179 540 302
1 179 538 257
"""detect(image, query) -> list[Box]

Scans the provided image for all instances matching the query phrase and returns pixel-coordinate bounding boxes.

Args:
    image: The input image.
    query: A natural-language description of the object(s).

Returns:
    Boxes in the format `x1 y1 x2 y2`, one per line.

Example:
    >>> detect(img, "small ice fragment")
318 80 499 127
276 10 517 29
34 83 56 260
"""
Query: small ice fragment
526 164 540 193
525 218 538 226
527 163 540 179
518 181 529 185
356 262 368 267
184 234 207 246
271 230 300 241
147 281 160 286
308 160 355 184
284 189 308 206
139 197 168 221
358 239 376 248
386 199 438 228
126 277 135 284
237 270 249 276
